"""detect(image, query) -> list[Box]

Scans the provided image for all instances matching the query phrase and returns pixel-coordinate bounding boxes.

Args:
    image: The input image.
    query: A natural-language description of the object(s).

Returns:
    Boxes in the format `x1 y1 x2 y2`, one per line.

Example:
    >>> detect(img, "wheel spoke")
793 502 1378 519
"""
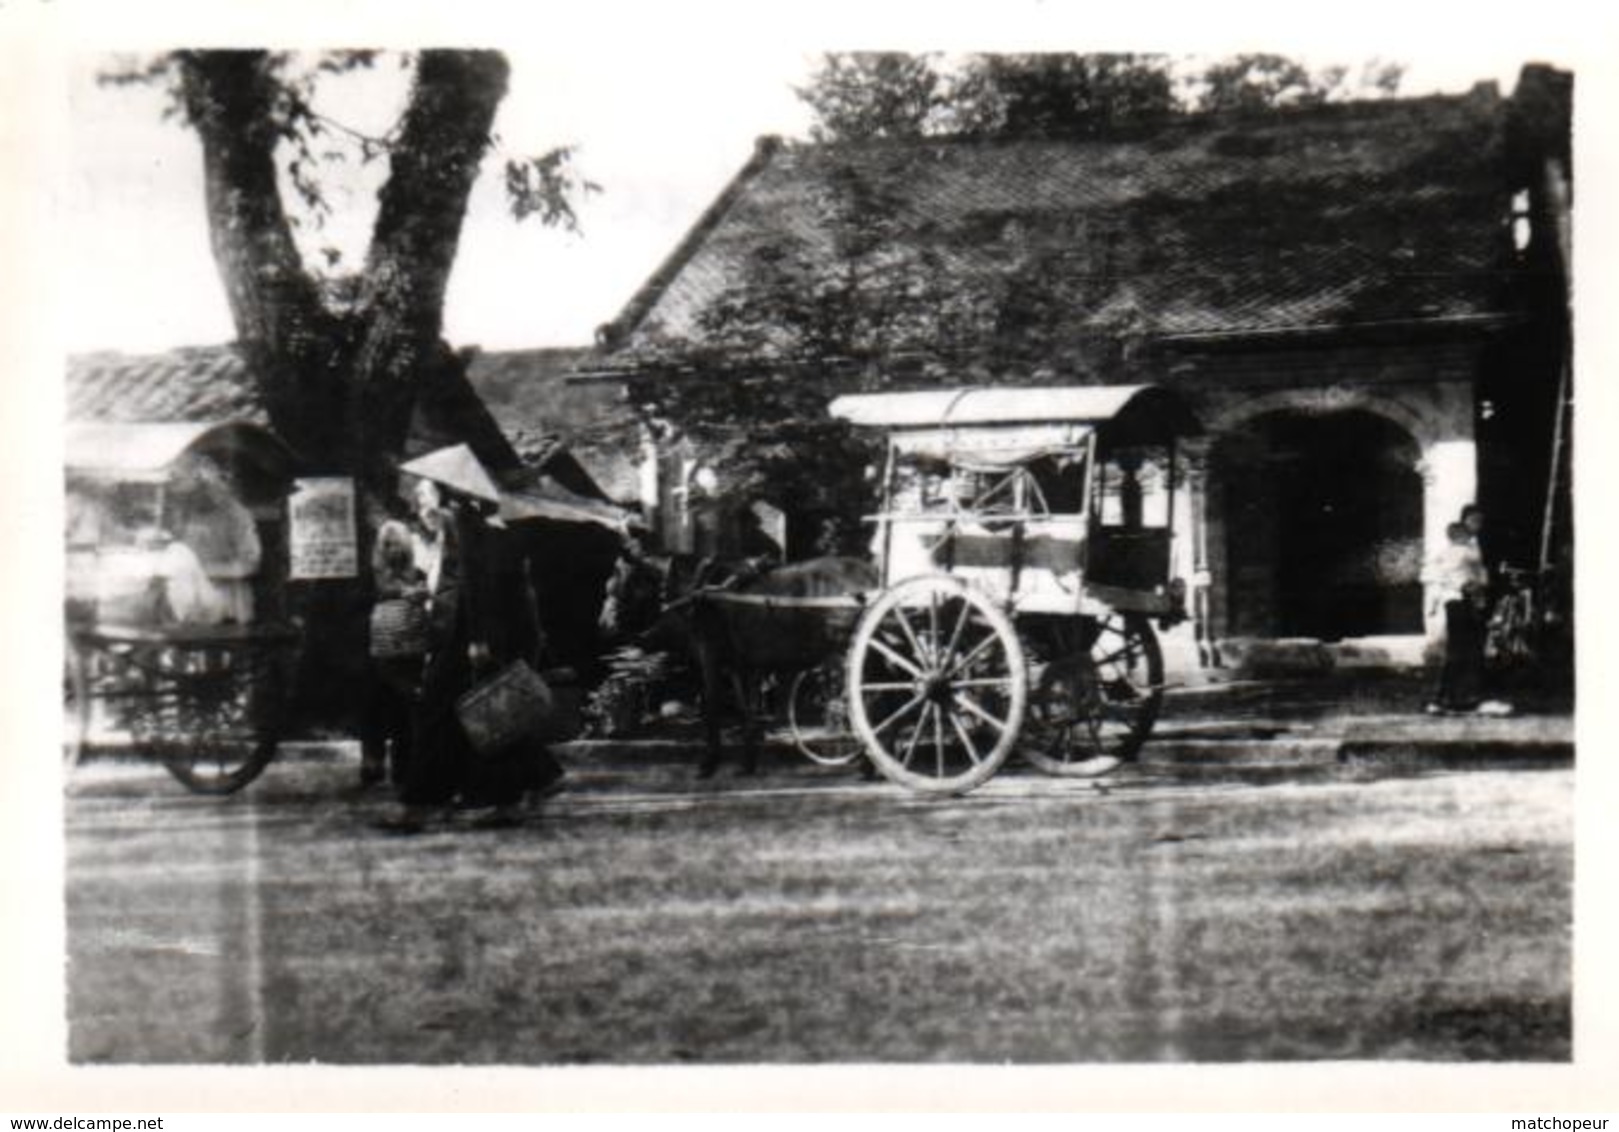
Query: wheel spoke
952 677 1013 690
953 691 1008 733
898 707 926 767
889 605 933 670
867 636 924 679
872 692 927 737
860 680 916 692
931 703 946 778
947 709 983 765
944 630 1001 679
1085 709 1105 751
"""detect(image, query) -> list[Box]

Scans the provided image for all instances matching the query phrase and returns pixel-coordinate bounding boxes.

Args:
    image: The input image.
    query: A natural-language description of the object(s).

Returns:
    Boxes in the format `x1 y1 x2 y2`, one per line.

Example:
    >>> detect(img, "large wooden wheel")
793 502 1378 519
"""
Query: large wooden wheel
1024 613 1163 777
130 642 285 795
846 575 1026 795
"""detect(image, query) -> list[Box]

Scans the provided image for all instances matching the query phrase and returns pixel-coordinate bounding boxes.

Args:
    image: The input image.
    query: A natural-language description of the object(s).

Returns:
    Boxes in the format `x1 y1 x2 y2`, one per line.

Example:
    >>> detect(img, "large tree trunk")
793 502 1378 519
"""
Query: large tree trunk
176 49 510 726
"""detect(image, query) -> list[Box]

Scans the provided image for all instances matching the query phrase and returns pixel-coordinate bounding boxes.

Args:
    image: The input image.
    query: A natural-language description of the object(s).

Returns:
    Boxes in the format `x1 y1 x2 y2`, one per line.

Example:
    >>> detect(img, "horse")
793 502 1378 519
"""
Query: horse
655 555 878 777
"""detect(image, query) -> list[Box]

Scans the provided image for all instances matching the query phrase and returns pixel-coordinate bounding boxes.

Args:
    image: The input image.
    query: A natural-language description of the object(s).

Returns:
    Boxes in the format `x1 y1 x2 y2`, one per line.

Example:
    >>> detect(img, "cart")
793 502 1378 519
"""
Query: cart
64 420 300 794
683 587 870 768
828 384 1201 794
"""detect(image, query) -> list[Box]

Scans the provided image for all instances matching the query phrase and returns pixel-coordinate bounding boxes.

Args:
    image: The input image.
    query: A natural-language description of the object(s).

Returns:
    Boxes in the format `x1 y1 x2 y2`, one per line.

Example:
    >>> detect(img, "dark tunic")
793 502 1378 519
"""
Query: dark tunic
1436 598 1486 711
398 502 564 807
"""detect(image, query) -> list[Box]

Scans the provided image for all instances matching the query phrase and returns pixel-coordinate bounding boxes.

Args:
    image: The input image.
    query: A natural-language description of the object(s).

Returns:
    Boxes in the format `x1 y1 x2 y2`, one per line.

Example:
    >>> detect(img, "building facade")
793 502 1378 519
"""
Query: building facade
588 66 1573 674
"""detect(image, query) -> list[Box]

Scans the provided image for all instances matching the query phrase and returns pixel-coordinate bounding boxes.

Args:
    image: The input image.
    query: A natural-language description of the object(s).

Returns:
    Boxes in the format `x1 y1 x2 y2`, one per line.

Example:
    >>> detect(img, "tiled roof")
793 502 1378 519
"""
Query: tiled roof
65 343 629 500
466 347 610 436
607 90 1522 357
67 346 266 424
465 347 643 503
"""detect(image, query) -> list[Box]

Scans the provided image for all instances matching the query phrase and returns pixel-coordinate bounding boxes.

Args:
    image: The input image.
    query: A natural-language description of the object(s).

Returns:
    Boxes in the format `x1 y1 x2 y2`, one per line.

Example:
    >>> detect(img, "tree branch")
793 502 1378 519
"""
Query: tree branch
357 50 507 354
176 51 330 356
347 49 510 480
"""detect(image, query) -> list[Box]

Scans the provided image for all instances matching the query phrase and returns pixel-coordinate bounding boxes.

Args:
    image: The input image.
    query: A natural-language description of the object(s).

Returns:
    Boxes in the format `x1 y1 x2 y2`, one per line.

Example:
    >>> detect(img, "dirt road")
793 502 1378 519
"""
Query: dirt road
64 755 1571 1063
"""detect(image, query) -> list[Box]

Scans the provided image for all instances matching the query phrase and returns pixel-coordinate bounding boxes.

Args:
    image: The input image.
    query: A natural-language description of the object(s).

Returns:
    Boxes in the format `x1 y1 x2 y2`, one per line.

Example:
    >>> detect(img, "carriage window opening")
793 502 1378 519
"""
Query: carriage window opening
892 451 1088 521
1025 454 1087 514
889 458 953 514
953 465 1049 519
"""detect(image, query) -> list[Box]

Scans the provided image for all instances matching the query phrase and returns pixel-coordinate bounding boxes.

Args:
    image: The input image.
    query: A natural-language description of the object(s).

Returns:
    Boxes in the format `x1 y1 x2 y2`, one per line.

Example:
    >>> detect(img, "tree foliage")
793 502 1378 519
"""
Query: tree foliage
1192 53 1403 114
951 53 1179 138
794 52 946 142
796 51 1405 142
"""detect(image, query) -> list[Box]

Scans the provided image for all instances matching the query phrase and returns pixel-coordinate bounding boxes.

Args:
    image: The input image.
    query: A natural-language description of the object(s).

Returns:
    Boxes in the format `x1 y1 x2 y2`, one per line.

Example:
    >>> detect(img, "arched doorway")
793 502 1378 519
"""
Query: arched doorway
1214 410 1424 641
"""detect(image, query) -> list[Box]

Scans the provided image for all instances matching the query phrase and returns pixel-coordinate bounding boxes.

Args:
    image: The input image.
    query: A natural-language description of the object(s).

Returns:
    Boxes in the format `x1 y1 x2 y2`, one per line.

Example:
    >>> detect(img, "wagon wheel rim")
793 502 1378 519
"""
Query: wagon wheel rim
847 575 1025 795
1024 613 1162 776
132 644 283 795
788 664 862 767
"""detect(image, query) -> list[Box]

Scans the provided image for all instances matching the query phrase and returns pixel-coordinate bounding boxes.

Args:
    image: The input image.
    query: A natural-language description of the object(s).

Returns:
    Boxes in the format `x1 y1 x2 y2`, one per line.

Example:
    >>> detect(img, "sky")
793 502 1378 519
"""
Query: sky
56 8 1569 357
64 41 815 353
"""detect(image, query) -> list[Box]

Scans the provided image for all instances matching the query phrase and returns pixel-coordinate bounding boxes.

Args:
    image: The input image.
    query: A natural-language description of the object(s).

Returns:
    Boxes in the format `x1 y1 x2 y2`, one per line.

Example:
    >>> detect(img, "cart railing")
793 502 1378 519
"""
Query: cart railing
72 621 301 648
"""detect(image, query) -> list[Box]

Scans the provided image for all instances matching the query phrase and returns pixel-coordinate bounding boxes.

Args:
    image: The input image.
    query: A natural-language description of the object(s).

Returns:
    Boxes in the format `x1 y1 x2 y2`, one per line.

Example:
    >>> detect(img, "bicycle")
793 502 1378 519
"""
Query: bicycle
1486 565 1540 670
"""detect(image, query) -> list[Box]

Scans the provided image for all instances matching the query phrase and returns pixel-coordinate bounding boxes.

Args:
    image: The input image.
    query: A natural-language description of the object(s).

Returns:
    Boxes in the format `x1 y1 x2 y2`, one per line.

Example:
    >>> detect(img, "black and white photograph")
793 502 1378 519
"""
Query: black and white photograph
3 0 1614 1116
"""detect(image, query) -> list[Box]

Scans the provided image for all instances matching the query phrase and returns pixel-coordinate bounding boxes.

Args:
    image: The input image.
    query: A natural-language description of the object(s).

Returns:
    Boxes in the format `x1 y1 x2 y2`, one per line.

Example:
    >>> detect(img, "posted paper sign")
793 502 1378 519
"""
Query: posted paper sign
288 477 358 579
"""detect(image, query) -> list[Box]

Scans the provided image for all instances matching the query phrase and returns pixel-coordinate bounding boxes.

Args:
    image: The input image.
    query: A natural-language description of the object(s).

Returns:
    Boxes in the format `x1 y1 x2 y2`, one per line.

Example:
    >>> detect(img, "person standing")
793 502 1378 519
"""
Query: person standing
1427 520 1489 713
360 517 428 788
598 524 663 646
379 446 565 832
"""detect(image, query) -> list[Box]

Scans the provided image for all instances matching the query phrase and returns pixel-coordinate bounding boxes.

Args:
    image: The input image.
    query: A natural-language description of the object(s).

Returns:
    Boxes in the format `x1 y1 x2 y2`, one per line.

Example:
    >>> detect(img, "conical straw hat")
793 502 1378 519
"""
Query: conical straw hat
399 444 501 504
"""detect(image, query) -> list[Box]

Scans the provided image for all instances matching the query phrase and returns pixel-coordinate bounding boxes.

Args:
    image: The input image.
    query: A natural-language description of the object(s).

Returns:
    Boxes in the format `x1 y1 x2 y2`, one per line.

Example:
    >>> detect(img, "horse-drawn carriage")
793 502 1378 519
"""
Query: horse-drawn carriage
64 420 301 793
689 384 1200 795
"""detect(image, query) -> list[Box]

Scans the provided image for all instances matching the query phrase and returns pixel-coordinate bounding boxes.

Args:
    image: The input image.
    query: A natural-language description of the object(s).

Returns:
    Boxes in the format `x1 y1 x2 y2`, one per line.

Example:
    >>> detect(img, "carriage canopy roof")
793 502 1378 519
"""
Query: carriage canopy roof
829 385 1199 466
829 385 1196 430
65 420 298 484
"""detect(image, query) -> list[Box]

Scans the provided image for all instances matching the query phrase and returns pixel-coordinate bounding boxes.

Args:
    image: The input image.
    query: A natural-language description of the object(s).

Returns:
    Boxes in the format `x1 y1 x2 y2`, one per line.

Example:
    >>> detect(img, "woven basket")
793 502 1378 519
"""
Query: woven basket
455 660 554 755
369 597 430 658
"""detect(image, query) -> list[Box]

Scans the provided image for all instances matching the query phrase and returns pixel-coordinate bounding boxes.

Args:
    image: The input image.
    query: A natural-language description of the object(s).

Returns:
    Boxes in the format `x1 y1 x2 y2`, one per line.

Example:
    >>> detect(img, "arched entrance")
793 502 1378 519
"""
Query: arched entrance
1214 410 1424 641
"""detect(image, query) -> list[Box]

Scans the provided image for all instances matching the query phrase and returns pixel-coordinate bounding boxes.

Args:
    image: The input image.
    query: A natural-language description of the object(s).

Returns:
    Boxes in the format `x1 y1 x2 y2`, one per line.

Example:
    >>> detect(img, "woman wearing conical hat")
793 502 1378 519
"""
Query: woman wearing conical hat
377 445 565 832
